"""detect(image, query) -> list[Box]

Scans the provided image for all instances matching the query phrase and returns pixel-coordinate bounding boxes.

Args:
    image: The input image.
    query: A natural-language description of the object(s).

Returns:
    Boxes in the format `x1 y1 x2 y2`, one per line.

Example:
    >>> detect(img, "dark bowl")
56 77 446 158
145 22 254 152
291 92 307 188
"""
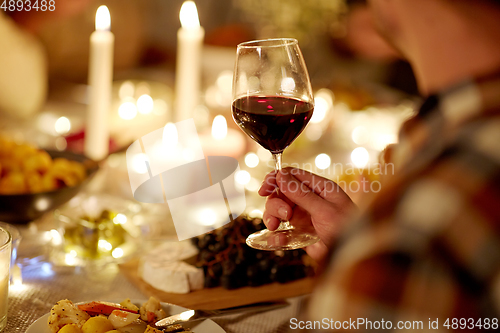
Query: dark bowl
0 150 99 224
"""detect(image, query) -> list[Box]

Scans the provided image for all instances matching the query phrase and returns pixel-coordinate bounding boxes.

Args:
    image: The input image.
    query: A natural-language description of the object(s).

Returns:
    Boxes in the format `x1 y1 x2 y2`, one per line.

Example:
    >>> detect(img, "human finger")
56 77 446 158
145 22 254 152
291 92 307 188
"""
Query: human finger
279 167 348 203
276 170 337 217
262 210 281 231
304 241 330 267
258 170 277 197
264 196 292 221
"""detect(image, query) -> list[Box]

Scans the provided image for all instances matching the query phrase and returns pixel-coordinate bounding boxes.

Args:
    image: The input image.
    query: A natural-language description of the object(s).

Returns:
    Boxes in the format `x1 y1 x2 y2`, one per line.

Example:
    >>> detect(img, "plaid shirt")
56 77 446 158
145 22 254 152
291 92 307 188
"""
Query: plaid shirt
304 74 500 332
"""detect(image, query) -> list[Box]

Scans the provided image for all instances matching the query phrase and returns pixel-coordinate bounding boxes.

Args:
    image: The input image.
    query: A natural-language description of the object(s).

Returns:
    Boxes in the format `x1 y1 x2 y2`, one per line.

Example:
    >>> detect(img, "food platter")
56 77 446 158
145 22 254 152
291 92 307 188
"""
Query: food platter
120 260 316 310
25 300 226 333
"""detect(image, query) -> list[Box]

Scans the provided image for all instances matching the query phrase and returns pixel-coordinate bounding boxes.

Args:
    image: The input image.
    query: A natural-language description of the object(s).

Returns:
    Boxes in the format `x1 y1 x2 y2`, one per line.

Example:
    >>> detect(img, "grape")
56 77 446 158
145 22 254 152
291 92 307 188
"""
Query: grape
227 249 239 261
204 274 219 288
211 262 222 276
222 261 236 275
199 249 214 263
258 258 272 272
247 265 266 287
246 265 258 278
292 265 307 280
197 236 208 250
221 274 242 290
213 240 225 252
194 215 314 290
274 265 291 284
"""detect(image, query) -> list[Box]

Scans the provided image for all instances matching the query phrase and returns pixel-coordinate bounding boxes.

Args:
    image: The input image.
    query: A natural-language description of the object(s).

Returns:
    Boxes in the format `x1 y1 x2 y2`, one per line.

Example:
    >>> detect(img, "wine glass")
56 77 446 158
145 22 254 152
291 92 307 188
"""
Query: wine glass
232 38 320 250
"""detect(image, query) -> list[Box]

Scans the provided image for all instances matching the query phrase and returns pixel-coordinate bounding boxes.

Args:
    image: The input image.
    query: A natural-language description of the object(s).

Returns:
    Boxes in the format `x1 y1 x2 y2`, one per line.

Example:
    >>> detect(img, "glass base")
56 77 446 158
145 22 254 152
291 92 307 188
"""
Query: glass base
246 223 320 251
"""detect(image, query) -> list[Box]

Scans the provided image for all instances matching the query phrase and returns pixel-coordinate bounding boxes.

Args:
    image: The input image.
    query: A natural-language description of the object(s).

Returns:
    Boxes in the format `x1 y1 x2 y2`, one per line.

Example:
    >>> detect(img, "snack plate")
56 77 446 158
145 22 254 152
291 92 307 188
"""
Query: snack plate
120 259 316 310
25 300 226 333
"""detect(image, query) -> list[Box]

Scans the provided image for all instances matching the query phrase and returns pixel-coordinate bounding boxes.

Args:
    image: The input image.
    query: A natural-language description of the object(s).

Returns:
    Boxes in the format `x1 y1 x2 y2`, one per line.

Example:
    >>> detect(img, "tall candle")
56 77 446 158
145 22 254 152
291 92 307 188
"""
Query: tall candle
85 5 114 161
174 1 204 121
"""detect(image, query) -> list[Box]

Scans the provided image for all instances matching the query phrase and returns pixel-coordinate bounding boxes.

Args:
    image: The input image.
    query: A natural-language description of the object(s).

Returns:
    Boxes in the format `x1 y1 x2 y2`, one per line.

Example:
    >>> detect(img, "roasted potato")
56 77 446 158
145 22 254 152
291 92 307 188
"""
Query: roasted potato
59 324 83 333
0 171 27 194
22 150 52 174
81 316 114 333
0 138 88 194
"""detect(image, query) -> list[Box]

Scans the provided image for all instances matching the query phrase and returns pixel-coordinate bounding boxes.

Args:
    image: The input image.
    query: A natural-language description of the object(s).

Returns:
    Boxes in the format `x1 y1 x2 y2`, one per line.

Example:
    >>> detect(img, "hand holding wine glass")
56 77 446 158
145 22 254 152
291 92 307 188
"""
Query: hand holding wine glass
232 38 320 250
258 167 357 263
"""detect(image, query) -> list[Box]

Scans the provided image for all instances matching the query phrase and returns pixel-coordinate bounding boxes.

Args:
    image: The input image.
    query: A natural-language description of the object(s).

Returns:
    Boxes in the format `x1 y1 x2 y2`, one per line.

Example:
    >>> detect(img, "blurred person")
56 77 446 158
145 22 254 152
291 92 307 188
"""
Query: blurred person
260 0 500 329
327 0 419 96
0 0 93 117
0 12 47 118
336 0 399 61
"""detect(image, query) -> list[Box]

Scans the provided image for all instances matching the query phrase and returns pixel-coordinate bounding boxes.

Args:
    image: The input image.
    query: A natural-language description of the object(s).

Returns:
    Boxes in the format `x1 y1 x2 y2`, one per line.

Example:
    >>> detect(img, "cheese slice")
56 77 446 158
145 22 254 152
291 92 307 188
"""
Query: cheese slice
143 240 199 263
141 260 204 294
139 240 203 294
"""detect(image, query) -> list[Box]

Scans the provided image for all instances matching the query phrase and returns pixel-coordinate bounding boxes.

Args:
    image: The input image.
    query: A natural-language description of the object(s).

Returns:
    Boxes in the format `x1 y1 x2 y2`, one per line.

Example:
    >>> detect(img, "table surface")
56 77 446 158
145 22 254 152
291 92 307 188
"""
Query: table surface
3 160 309 333
6 261 305 333
0 91 344 333
5 220 307 333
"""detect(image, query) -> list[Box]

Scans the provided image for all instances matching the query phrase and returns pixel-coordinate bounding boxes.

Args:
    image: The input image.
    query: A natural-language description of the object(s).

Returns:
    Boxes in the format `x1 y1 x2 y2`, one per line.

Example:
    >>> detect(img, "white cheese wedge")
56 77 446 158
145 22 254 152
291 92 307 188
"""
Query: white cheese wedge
141 260 204 294
139 240 203 294
143 240 199 263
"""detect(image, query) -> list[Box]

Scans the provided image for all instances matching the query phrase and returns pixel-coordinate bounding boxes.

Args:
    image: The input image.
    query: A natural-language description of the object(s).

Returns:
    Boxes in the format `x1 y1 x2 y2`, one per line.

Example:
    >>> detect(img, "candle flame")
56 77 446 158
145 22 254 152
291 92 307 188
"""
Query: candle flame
179 1 200 29
55 116 71 135
118 101 137 120
212 115 227 140
163 122 179 148
95 5 111 31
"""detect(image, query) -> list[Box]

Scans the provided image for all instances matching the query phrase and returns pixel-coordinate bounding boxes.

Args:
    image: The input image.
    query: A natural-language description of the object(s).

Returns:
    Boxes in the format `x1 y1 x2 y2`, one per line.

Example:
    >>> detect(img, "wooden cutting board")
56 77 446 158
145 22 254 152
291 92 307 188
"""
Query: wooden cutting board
119 259 317 310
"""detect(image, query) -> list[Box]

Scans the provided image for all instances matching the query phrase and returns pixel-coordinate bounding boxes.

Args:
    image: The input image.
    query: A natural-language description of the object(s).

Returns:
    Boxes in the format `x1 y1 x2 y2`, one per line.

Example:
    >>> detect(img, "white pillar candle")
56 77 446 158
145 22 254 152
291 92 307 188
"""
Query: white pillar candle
174 1 204 121
85 5 114 161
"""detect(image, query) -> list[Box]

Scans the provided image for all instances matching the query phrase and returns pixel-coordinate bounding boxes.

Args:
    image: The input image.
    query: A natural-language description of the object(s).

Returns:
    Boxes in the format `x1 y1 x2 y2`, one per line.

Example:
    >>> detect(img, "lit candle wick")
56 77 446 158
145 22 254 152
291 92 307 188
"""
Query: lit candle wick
212 115 228 140
95 5 111 31
179 1 200 29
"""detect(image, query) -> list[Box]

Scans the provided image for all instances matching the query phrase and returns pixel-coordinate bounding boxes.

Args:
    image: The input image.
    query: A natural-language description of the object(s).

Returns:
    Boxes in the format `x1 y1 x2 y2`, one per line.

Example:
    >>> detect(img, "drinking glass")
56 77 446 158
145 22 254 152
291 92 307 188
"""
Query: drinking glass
232 38 320 250
0 226 12 331
0 223 20 280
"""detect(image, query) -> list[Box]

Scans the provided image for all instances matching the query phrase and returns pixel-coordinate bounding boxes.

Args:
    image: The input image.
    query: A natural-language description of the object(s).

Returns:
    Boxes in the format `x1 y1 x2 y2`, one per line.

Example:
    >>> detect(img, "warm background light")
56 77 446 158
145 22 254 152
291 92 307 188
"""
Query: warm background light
351 147 369 168
315 153 331 170
137 94 154 114
244 153 260 168
118 101 137 120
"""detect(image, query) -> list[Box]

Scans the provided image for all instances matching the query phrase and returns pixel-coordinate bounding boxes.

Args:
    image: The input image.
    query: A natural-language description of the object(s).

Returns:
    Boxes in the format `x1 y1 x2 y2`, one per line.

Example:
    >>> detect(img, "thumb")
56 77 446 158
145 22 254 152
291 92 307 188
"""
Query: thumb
276 170 327 217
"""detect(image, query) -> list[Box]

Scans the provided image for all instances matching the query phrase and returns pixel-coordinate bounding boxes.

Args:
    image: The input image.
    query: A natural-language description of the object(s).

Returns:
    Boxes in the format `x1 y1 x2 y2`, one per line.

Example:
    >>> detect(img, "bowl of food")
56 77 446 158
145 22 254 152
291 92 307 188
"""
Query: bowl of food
0 138 98 223
53 193 143 265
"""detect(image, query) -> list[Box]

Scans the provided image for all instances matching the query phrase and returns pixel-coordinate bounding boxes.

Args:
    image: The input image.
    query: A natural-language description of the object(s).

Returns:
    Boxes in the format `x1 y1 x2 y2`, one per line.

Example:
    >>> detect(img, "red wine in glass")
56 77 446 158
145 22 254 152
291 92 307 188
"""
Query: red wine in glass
232 96 314 154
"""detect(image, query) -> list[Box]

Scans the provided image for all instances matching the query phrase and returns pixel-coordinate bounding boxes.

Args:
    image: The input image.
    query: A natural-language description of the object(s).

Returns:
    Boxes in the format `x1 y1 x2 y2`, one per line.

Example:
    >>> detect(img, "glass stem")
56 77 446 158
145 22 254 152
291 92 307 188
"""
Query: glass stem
272 152 292 231
273 152 282 172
